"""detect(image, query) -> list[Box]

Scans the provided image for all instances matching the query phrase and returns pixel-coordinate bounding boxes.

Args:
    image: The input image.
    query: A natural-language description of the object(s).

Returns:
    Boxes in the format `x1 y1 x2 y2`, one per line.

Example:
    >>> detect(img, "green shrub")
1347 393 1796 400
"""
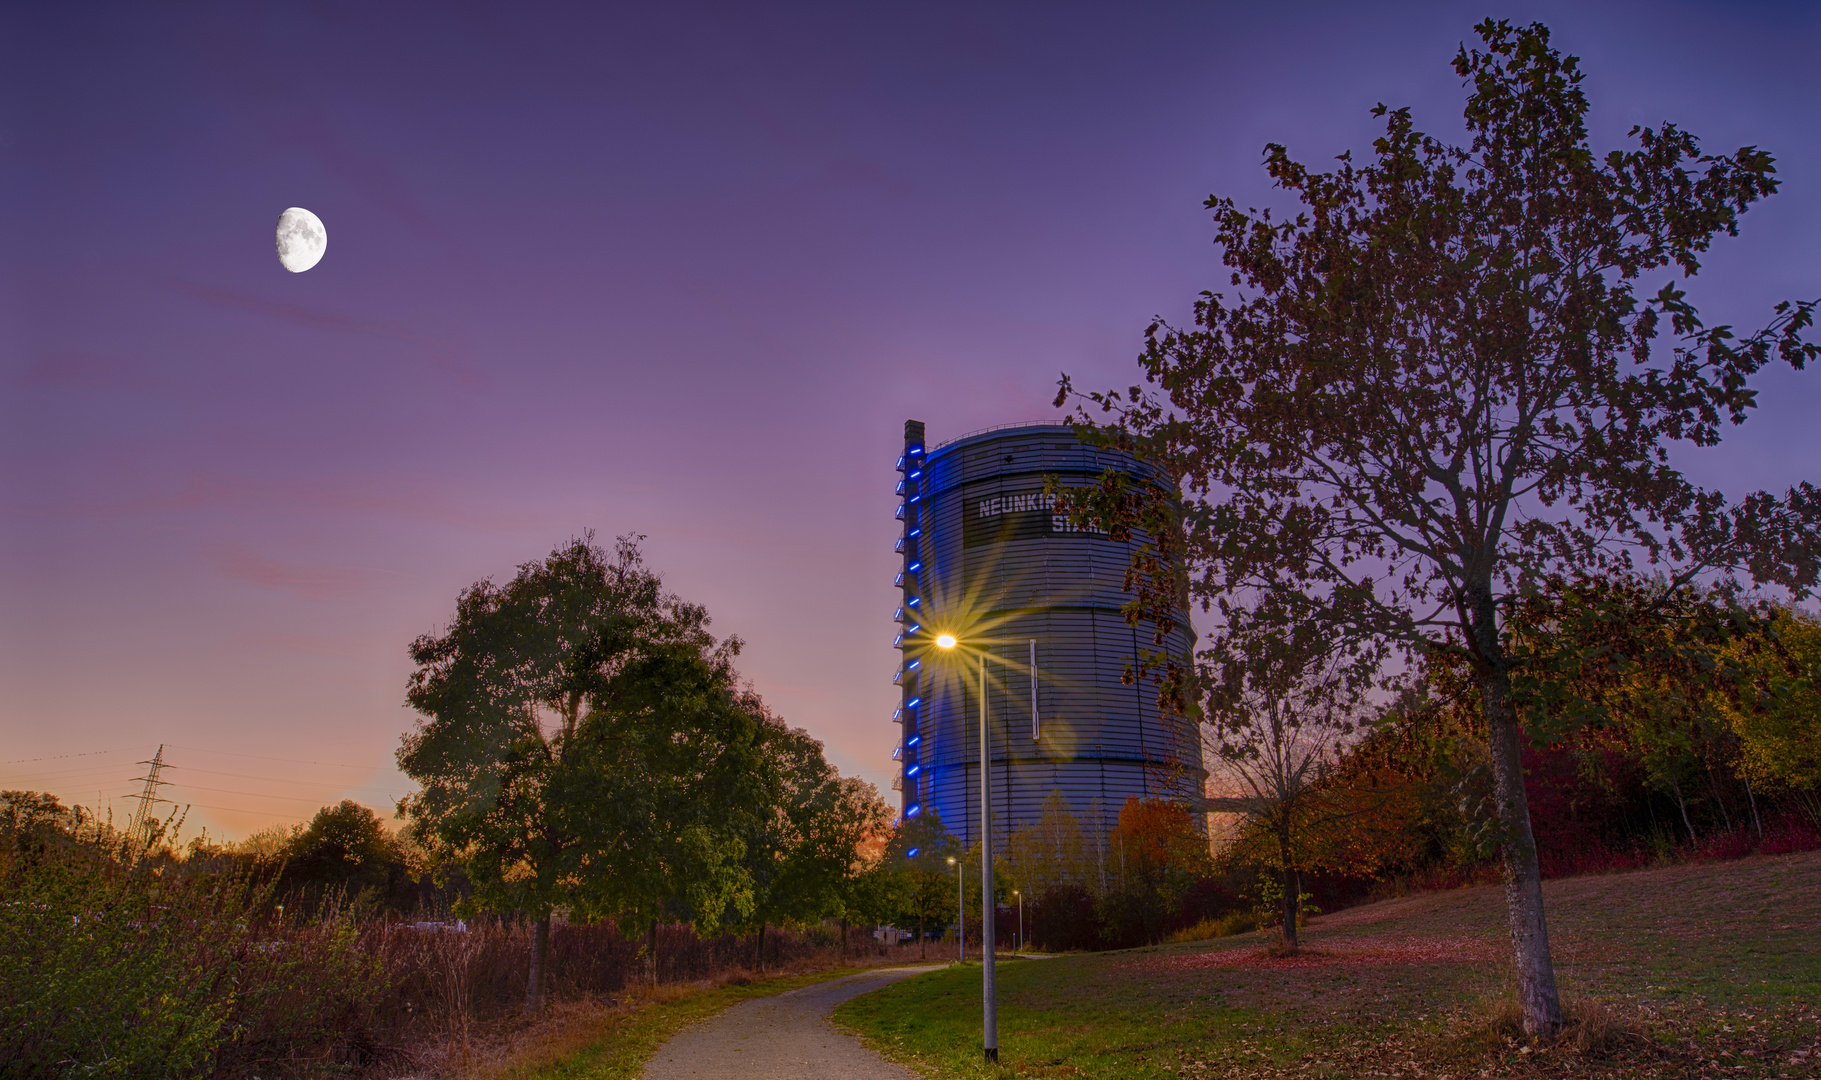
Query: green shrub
0 853 241 1078
0 837 392 1079
1167 911 1256 944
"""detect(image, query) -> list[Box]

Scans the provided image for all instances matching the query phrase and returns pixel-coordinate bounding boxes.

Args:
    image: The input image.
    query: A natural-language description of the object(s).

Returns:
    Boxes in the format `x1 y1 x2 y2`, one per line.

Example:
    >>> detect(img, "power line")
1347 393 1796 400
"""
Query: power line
0 763 158 784
0 746 148 765
4 745 389 779
168 764 406 790
177 799 396 818
163 744 382 770
164 782 407 805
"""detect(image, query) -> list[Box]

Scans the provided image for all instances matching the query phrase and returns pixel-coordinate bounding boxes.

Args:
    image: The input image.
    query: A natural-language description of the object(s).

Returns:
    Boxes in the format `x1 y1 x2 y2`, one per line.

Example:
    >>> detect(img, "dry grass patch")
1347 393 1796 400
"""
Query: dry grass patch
1449 993 1653 1057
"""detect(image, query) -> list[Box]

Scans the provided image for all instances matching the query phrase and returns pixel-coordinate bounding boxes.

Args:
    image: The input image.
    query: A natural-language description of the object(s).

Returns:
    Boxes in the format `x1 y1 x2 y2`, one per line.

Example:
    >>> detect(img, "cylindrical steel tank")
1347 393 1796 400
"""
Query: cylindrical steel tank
893 420 1203 846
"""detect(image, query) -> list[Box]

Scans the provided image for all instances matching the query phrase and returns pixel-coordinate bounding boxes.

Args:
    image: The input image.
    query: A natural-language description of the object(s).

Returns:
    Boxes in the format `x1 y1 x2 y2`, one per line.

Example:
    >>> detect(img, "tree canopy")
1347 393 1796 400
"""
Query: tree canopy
878 811 962 960
738 705 892 965
1724 607 1821 796
398 534 766 1010
1061 20 1819 1035
278 800 408 913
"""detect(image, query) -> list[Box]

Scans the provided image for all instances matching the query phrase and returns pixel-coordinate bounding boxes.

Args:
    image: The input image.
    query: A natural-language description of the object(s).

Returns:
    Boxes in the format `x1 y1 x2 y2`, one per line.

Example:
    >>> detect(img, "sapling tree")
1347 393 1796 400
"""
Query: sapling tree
1202 620 1368 951
881 812 961 960
1059 21 1820 1034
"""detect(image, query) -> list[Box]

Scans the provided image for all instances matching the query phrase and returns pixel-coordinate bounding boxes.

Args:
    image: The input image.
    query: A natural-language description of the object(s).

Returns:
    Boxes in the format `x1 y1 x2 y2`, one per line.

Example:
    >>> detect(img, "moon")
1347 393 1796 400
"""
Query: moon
275 207 327 273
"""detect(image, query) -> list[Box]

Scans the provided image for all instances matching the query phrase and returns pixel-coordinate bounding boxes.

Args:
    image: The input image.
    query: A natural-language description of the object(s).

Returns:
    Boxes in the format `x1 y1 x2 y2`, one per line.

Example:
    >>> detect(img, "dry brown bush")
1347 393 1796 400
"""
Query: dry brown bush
1449 992 1652 1058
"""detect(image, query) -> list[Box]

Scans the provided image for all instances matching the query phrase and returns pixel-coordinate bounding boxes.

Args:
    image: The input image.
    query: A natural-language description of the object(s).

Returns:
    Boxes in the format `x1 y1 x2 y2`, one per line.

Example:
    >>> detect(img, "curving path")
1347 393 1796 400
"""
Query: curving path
640 965 939 1080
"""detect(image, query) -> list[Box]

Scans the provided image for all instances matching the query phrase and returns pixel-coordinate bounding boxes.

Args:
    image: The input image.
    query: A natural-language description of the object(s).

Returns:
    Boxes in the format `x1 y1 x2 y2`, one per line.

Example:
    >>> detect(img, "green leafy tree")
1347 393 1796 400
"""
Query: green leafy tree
1060 21 1819 1034
0 790 77 865
880 812 961 960
562 648 769 980
279 800 406 914
737 711 892 970
1725 607 1821 802
399 533 756 1011
836 830 902 958
1419 575 1781 842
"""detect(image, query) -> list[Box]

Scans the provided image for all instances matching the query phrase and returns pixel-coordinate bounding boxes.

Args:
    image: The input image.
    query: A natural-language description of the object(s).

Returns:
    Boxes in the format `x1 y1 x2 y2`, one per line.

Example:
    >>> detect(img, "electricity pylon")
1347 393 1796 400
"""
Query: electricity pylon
127 744 172 849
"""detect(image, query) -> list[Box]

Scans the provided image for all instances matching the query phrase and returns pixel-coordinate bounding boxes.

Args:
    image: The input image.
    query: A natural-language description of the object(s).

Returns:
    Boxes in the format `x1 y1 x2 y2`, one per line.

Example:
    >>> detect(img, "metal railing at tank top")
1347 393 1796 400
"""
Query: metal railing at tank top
928 419 1076 451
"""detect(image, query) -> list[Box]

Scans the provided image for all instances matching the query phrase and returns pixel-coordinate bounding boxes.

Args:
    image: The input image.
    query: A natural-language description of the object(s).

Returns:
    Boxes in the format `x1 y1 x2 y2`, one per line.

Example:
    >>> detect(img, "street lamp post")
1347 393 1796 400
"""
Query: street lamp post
937 633 1008 1064
1014 889 1023 954
947 856 962 962
978 650 997 1063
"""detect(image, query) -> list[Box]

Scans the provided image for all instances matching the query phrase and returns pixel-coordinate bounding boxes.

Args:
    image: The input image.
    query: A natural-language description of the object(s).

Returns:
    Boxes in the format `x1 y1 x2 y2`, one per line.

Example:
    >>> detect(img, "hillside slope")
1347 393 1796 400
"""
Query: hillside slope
836 850 1821 1079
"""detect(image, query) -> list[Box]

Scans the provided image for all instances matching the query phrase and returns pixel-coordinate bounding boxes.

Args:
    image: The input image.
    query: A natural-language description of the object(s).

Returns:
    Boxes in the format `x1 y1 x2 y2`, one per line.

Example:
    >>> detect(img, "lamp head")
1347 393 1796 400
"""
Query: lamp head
936 634 958 649
947 856 956 865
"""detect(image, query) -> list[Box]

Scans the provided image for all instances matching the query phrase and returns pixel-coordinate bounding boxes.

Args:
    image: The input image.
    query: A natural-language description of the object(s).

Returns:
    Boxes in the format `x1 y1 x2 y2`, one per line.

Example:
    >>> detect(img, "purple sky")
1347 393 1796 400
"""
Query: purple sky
4 1 1818 840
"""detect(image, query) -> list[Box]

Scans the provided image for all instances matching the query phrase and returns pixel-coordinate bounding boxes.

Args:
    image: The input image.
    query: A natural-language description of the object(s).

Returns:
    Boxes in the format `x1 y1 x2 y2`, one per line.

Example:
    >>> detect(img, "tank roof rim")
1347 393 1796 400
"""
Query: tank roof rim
927 419 1080 453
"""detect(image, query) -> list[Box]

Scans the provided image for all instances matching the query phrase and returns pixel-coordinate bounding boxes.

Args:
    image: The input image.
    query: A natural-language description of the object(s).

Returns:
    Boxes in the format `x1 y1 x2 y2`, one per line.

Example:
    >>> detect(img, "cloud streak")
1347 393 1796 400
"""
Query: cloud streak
163 280 488 389
36 471 536 530
212 545 409 600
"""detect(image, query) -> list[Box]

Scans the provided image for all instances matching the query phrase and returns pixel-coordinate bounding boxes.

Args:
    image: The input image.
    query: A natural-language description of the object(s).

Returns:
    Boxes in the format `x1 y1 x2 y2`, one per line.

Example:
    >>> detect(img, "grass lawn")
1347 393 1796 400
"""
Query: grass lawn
834 850 1821 1079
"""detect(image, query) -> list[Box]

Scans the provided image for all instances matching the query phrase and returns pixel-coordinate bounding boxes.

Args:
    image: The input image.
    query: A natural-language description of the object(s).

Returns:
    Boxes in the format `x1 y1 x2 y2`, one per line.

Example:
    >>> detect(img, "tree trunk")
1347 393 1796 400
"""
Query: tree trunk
647 920 659 985
917 911 925 960
1670 775 1697 843
1705 762 1733 833
1280 864 1299 950
1743 770 1764 839
1476 636 1563 1038
525 914 550 1015
755 922 766 974
1277 822 1298 951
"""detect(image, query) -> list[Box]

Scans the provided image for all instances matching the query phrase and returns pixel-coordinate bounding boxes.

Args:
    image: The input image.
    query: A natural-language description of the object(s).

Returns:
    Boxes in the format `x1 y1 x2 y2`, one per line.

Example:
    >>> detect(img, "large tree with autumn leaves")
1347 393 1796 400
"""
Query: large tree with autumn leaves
1060 20 1820 1036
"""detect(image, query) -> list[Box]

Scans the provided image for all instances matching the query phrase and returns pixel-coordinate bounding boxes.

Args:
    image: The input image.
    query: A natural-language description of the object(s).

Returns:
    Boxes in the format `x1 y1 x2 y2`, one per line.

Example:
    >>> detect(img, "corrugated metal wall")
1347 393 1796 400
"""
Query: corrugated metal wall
897 422 1203 846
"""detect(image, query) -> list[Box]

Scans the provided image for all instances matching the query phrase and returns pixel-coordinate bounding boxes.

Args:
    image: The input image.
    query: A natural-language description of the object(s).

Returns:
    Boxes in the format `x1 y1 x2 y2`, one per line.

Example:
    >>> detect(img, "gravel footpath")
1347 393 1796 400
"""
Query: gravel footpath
640 965 940 1080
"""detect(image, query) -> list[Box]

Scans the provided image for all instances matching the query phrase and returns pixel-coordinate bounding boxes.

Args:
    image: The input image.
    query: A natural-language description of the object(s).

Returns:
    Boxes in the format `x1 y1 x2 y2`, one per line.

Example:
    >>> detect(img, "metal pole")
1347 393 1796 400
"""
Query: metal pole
955 859 964 962
1030 639 1039 741
980 652 997 1063
1019 891 1024 955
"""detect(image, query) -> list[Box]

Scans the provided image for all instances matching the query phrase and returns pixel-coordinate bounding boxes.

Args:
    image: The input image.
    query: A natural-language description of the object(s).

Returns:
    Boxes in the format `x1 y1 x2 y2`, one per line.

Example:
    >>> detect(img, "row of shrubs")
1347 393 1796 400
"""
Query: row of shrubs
967 810 1821 956
1381 810 1821 895
0 842 910 1079
9 794 1817 1075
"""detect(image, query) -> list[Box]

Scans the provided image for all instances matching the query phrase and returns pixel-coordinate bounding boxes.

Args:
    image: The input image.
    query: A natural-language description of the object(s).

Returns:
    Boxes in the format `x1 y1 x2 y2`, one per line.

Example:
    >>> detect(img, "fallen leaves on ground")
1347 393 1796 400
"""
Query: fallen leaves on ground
1169 1002 1820 1079
1135 934 1501 973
